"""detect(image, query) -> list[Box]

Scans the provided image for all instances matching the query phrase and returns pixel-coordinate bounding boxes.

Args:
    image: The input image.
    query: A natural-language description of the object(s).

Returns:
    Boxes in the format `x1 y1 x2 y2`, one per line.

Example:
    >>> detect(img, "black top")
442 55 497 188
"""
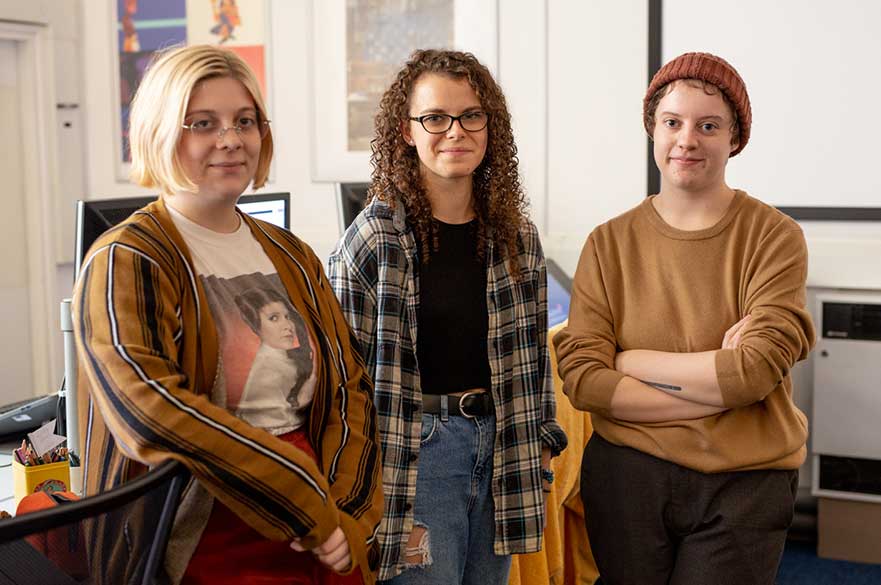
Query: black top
417 219 491 395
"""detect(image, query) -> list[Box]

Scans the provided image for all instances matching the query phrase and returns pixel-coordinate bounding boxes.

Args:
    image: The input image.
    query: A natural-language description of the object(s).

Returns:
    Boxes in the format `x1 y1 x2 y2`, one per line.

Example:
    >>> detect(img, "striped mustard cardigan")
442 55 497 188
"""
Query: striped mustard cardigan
73 198 382 584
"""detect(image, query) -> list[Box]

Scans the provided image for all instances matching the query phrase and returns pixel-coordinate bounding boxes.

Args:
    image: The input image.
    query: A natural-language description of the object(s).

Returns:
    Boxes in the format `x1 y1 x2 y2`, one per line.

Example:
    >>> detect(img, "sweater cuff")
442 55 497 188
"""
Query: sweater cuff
715 347 771 408
565 368 625 416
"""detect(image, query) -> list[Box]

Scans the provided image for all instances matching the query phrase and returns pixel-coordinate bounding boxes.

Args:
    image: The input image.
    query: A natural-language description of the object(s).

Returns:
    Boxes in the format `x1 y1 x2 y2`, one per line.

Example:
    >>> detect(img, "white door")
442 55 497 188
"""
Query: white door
0 39 34 405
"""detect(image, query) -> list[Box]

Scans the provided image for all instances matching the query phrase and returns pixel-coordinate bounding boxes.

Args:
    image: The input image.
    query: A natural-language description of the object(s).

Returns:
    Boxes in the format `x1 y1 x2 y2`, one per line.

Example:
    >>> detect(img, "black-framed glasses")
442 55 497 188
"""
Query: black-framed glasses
408 111 489 134
181 115 271 140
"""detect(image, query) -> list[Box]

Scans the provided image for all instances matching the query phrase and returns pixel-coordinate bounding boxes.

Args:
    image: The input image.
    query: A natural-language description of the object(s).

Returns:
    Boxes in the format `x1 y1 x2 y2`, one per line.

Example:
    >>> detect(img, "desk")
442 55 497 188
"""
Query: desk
1 441 18 515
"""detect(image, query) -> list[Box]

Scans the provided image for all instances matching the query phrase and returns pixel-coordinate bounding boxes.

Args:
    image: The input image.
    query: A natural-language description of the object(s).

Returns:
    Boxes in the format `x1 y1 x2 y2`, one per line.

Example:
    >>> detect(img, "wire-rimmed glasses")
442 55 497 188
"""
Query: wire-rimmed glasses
181 115 271 140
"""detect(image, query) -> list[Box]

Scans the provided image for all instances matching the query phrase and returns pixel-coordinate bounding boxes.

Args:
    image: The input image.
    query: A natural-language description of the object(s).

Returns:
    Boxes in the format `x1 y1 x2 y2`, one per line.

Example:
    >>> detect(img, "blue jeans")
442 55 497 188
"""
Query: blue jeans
381 412 511 585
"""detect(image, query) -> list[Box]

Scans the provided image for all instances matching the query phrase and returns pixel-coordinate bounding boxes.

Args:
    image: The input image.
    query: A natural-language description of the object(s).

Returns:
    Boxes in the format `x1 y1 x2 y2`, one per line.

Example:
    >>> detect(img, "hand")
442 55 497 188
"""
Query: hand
721 315 751 349
291 526 351 573
540 447 552 529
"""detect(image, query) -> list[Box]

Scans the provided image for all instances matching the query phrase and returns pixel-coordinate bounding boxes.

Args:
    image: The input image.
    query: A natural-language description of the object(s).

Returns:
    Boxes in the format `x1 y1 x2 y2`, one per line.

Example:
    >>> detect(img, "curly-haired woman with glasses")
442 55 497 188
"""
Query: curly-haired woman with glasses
73 45 383 585
328 49 567 585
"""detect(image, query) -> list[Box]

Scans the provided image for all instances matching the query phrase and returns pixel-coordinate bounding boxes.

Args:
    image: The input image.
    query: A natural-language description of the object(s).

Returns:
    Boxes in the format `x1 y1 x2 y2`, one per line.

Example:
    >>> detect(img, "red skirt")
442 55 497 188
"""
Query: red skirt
181 428 364 585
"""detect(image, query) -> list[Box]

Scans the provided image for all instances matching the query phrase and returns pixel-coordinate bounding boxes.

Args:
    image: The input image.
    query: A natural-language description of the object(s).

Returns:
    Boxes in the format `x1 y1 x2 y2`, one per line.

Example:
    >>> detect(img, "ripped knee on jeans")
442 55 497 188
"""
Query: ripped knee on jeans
404 523 432 567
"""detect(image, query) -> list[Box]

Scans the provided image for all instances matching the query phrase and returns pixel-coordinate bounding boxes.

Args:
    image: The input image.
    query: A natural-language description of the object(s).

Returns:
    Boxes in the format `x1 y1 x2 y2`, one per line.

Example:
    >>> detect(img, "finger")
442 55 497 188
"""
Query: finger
318 545 349 570
316 545 350 572
329 539 351 565
314 527 346 555
331 552 352 573
732 329 745 348
290 539 306 552
731 316 752 344
723 315 751 348
727 315 750 336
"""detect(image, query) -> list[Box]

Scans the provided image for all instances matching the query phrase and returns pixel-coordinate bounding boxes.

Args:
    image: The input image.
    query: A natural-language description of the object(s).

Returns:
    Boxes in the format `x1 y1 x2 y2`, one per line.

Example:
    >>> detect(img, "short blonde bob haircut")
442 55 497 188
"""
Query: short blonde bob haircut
129 44 273 195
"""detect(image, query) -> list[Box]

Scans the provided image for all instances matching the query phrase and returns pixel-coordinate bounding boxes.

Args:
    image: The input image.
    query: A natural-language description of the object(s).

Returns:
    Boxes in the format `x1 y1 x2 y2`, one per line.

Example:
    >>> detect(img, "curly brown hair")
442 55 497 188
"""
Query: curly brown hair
369 48 528 278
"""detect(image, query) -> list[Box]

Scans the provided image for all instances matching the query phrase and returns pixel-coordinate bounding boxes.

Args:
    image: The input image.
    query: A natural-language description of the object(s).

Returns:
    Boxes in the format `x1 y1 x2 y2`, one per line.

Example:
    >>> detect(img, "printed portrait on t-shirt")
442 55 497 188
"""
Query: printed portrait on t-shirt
199 272 318 434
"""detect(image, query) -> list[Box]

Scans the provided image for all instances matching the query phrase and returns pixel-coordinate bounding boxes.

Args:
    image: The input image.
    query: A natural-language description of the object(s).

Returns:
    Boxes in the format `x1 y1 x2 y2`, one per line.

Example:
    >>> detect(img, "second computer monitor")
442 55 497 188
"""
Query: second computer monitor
74 192 291 276
336 182 370 234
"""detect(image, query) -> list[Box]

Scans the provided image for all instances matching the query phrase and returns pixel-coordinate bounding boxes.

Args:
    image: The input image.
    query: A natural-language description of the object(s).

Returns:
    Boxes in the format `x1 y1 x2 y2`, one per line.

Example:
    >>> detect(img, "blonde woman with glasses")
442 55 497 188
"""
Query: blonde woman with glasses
73 45 383 585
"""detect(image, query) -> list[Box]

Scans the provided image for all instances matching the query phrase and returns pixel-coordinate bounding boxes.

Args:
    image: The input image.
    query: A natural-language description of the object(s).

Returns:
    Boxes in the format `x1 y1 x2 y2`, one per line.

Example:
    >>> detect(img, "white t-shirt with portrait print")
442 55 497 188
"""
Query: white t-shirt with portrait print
167 206 317 436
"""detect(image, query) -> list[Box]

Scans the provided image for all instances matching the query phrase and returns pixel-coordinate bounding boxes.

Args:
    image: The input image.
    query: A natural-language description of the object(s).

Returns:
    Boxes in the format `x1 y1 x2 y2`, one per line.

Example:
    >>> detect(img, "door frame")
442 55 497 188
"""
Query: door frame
0 20 60 395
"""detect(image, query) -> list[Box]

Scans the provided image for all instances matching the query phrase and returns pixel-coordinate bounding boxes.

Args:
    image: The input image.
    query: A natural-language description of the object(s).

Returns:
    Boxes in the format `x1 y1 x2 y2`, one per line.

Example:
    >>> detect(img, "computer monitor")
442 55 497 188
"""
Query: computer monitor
74 192 291 276
335 182 370 233
0 394 59 441
546 258 572 328
235 192 290 229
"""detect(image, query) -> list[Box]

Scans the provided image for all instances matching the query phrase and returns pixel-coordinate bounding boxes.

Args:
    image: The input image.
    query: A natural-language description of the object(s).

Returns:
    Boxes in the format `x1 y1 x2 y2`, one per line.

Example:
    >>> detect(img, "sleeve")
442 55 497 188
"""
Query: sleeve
552 232 626 415
715 226 816 407
327 226 379 370
530 229 568 456
73 242 343 549
309 249 384 578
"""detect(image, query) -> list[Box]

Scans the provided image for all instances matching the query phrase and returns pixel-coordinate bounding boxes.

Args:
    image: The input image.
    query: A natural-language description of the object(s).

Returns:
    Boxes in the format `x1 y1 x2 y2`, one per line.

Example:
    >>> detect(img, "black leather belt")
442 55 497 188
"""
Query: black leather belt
422 391 493 418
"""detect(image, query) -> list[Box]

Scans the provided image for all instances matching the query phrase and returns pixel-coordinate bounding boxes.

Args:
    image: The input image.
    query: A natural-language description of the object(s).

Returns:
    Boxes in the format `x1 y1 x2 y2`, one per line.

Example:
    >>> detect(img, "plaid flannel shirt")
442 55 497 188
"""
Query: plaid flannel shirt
328 200 568 580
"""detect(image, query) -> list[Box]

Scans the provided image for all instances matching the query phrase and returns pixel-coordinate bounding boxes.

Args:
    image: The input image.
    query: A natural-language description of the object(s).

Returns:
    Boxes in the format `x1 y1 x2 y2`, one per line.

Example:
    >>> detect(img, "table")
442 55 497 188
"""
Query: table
0 441 18 516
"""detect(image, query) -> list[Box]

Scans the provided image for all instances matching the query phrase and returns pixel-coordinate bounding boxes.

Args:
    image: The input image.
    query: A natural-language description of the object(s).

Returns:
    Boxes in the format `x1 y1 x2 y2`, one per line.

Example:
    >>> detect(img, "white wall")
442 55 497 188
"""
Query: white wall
0 0 50 24
78 0 647 271
0 0 80 393
0 39 34 402
664 0 881 489
19 1 881 484
662 0 881 292
544 0 648 275
75 0 881 293
664 0 881 210
79 1 343 261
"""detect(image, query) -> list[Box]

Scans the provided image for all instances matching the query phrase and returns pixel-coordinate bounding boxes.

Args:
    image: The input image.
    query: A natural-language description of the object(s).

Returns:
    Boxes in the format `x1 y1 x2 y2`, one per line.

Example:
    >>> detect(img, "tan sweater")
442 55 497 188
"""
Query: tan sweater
554 190 816 473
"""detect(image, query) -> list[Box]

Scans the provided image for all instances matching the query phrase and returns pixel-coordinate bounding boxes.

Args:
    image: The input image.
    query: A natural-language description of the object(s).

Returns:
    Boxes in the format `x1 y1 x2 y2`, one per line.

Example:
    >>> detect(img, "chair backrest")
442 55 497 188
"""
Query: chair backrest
0 460 189 585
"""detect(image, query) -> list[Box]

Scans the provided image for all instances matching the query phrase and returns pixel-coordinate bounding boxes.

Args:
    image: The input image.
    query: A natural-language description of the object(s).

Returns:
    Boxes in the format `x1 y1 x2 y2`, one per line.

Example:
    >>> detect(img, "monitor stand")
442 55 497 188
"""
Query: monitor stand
59 299 82 496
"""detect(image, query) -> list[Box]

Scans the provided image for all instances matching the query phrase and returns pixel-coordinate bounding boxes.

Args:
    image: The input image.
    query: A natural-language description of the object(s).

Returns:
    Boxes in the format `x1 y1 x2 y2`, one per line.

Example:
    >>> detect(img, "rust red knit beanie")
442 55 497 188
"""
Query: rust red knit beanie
644 52 751 156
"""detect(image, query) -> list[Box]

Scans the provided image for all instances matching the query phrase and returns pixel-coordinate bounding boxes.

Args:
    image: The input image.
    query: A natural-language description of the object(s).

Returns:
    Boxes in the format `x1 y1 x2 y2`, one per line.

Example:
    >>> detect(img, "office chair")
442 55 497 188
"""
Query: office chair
0 460 189 585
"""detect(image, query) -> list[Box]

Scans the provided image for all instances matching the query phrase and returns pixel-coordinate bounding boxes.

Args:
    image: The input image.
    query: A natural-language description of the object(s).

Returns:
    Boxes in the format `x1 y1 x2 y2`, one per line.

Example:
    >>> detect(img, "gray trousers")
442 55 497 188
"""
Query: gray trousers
581 433 798 585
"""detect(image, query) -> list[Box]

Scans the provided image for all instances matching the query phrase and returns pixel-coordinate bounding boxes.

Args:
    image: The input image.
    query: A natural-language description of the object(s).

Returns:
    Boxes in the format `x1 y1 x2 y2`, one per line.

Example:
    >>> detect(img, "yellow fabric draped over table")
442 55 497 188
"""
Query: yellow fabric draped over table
508 321 599 585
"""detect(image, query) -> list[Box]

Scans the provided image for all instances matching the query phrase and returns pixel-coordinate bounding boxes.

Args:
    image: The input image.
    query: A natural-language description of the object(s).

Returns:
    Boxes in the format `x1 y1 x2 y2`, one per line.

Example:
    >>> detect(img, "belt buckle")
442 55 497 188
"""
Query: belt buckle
458 391 482 419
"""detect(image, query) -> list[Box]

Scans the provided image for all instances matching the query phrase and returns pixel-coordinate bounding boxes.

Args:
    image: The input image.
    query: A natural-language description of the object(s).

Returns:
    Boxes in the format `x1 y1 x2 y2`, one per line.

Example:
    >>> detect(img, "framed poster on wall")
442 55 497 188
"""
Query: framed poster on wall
310 0 499 182
114 0 270 180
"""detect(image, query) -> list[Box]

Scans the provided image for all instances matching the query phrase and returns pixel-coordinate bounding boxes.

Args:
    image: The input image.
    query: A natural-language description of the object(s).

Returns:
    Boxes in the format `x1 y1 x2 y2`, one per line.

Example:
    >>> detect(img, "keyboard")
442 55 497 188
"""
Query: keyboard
0 397 48 416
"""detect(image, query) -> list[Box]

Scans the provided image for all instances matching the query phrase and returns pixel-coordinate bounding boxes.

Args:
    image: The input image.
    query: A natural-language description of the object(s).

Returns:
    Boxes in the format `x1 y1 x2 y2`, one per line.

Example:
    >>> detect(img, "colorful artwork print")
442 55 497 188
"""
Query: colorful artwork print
117 0 267 162
209 0 241 44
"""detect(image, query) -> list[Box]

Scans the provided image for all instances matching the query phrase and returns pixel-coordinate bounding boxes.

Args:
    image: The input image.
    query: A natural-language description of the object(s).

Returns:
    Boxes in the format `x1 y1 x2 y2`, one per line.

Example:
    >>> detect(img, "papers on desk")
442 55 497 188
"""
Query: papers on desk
28 420 67 460
12 420 77 467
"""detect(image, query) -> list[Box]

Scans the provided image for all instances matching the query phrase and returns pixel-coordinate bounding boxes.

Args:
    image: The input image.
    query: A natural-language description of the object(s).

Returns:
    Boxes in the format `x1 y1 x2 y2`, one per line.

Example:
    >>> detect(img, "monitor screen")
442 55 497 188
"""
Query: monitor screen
336 182 369 233
546 258 572 328
75 192 290 276
236 193 290 229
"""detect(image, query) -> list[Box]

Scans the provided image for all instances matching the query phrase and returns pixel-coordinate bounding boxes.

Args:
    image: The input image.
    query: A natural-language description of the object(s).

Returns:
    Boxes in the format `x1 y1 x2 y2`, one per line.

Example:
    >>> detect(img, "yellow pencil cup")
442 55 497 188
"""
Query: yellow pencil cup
12 459 72 507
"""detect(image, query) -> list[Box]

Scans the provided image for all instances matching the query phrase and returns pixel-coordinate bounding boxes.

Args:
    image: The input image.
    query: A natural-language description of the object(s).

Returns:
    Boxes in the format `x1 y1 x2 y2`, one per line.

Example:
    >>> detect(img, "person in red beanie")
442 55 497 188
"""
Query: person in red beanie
554 52 816 584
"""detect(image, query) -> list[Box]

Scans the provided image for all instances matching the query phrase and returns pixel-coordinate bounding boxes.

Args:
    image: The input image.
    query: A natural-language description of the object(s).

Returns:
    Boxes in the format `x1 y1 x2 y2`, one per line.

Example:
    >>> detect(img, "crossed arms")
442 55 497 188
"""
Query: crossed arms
606 316 750 422
553 224 814 425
